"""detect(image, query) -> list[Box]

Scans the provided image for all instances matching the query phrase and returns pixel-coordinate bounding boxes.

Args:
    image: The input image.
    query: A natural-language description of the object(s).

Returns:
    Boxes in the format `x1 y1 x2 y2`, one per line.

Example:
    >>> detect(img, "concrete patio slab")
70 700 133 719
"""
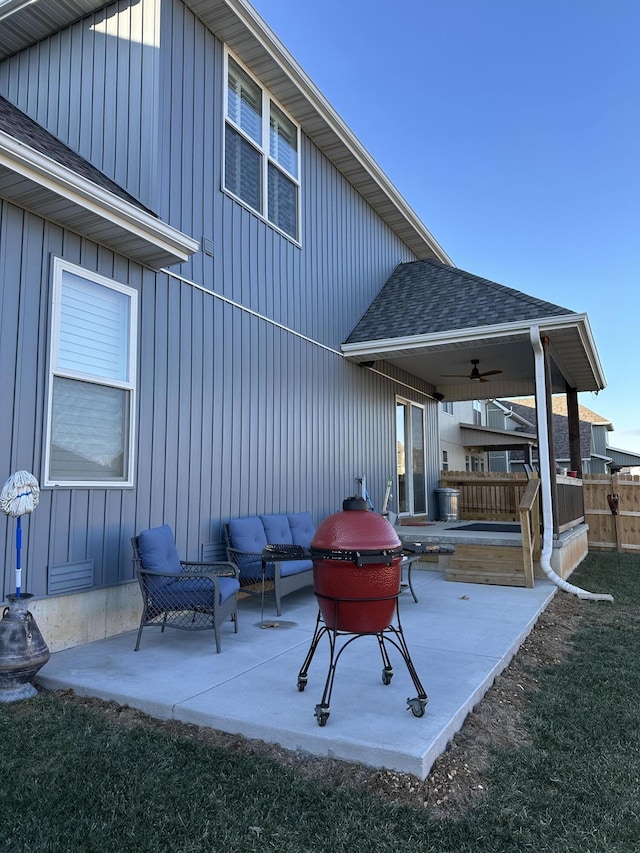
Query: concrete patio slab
35 568 556 779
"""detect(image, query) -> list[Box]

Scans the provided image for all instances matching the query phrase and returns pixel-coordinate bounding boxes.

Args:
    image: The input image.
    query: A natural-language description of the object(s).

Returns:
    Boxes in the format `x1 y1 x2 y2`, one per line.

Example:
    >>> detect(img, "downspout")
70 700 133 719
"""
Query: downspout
530 326 613 602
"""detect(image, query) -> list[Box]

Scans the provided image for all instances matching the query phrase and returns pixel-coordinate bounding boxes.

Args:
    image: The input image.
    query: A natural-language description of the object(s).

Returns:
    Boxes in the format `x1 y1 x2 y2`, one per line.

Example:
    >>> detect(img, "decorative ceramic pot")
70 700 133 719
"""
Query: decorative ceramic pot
0 594 50 702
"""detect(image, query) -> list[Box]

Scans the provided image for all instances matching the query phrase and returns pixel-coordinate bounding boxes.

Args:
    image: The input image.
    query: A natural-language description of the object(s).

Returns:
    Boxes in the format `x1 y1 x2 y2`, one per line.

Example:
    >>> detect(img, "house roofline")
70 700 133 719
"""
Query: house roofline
343 314 598 360
189 0 452 263
0 129 199 269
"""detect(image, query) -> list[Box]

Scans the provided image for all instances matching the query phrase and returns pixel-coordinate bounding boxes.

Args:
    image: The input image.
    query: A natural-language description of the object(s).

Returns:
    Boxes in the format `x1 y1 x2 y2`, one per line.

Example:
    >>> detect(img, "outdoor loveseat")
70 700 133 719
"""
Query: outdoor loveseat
224 512 315 615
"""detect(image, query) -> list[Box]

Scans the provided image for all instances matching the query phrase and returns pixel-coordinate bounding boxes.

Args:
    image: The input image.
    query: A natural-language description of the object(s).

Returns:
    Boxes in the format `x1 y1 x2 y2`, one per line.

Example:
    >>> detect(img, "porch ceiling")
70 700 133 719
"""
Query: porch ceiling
342 317 606 403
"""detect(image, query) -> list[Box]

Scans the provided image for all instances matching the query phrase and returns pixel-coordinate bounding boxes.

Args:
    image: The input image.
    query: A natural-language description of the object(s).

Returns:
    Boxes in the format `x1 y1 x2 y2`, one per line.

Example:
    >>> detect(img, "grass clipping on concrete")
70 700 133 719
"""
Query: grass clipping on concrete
1 552 639 852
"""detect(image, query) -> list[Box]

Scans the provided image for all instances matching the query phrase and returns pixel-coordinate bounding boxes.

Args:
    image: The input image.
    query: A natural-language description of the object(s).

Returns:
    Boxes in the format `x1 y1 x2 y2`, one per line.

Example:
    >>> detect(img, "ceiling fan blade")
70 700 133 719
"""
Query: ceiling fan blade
478 369 502 377
440 374 472 378
479 376 489 382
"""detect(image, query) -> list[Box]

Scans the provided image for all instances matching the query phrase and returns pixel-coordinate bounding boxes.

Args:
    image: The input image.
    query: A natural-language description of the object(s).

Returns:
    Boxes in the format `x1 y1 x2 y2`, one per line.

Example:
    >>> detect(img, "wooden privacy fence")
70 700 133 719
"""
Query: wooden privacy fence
439 472 529 521
583 474 640 552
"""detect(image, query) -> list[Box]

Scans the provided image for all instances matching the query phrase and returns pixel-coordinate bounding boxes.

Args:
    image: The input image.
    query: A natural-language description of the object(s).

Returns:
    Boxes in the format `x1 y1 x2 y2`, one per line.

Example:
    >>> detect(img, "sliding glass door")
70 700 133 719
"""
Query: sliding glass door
396 398 426 516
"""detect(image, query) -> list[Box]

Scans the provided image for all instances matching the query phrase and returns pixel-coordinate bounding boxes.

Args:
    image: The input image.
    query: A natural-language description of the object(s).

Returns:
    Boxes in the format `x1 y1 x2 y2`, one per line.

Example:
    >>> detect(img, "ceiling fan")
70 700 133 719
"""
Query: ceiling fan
441 359 503 383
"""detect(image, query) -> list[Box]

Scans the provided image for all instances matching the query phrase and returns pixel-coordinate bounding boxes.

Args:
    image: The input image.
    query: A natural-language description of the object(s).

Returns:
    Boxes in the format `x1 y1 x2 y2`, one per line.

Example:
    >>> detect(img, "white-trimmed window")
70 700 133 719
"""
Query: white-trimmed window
442 450 449 472
442 400 454 415
45 258 137 487
224 51 300 242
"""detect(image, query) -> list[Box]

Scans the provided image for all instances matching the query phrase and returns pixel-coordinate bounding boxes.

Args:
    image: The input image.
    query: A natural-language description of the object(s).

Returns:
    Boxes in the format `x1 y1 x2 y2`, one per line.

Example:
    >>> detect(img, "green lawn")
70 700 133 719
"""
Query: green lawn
1 552 639 852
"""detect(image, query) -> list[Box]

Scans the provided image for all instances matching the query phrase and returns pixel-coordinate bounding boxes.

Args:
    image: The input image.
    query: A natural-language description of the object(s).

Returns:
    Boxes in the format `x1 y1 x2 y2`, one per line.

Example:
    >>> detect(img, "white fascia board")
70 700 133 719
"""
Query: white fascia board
220 0 452 265
0 131 199 264
341 317 556 358
573 313 607 390
0 0 37 22
342 313 605 385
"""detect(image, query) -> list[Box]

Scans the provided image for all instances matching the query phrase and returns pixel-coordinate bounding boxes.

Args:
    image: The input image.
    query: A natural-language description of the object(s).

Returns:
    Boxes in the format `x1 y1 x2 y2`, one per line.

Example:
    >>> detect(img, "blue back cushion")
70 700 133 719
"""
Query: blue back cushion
288 512 315 549
260 514 293 545
228 516 268 553
137 525 181 574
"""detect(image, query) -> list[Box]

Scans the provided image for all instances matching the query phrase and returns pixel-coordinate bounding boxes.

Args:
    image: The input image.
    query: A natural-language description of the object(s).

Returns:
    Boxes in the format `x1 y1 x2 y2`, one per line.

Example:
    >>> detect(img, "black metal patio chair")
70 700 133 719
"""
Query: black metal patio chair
132 524 240 653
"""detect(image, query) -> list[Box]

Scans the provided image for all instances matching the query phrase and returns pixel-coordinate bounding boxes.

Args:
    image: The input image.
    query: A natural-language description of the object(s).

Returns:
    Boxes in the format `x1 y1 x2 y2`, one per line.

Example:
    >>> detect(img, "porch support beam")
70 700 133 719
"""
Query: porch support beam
566 385 582 477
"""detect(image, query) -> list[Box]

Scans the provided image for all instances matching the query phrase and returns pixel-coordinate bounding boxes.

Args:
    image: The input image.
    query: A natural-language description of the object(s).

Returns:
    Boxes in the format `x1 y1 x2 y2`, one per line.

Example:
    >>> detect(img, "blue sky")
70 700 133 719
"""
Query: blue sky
251 0 640 454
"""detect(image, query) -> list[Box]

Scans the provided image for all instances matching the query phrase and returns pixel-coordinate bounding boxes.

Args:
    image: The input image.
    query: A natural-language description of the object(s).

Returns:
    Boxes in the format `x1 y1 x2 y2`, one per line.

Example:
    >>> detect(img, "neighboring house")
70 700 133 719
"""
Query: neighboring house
486 398 640 474
0 0 607 650
437 397 538 474
439 399 489 473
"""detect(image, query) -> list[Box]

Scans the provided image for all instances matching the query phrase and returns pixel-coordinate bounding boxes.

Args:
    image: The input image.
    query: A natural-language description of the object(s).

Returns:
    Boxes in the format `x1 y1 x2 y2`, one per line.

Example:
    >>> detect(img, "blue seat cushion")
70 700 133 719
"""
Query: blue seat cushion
260 514 294 545
228 513 314 580
228 516 268 553
137 525 181 573
161 575 240 607
288 512 315 549
279 558 312 577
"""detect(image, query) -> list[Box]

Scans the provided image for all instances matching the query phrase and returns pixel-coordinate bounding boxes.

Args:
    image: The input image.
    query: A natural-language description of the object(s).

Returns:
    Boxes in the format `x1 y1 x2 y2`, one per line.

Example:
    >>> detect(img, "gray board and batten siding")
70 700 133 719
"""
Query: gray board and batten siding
0 0 439 601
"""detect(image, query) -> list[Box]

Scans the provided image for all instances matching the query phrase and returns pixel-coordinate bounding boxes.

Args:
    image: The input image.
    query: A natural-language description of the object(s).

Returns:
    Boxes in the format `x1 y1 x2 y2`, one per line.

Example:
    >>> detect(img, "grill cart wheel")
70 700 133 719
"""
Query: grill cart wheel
407 697 427 717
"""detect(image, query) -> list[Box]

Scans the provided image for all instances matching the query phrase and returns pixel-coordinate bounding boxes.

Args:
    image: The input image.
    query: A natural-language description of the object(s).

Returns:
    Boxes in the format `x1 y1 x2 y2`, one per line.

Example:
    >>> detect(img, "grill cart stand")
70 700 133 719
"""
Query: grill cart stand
297 592 428 727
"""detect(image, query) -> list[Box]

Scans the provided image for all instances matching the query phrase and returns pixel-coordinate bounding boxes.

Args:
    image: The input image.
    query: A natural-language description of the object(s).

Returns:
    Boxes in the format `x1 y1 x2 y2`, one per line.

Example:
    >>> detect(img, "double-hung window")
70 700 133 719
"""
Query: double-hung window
224 51 300 241
45 258 137 487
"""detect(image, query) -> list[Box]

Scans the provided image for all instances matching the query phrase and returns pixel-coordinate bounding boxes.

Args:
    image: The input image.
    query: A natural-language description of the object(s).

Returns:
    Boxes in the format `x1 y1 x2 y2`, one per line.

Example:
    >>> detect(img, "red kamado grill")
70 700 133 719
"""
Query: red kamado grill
297 497 428 726
311 495 403 632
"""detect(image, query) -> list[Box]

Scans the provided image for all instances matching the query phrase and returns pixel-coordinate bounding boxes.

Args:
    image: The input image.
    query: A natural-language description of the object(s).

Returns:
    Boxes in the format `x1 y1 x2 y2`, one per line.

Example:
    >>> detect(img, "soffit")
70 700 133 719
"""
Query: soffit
0 134 199 268
0 0 107 58
345 319 605 403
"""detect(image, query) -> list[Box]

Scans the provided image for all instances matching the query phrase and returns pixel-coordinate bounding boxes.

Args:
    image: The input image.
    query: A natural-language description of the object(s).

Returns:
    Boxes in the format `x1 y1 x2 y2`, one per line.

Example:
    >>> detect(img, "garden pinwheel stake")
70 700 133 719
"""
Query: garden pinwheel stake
0 471 40 598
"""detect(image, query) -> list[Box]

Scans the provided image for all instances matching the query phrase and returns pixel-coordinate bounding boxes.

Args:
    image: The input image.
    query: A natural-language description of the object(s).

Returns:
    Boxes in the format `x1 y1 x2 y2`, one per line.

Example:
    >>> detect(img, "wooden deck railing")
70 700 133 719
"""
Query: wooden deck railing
555 475 585 533
441 471 640 551
440 471 583 536
519 477 541 588
439 472 530 522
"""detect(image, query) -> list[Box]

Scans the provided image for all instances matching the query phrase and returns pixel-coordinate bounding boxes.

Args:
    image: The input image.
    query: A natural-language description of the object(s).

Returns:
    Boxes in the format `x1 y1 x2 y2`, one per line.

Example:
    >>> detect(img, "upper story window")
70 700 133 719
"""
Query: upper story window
44 258 137 487
472 399 482 426
224 52 300 242
442 400 454 415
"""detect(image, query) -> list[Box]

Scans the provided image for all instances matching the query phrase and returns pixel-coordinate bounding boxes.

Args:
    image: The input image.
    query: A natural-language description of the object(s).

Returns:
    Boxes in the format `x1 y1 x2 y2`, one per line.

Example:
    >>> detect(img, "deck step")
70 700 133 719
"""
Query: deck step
446 542 528 588
446 568 526 587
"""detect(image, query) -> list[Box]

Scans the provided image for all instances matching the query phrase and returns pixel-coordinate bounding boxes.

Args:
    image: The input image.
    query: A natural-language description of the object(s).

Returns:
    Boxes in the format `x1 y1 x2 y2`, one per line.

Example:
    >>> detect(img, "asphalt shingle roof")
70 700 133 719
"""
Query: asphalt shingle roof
0 94 153 214
345 259 574 343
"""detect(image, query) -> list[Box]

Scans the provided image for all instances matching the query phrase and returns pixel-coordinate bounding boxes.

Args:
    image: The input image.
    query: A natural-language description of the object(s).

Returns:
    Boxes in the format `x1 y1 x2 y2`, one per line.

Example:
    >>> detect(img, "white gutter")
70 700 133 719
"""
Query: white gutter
342 313 593 359
530 325 613 602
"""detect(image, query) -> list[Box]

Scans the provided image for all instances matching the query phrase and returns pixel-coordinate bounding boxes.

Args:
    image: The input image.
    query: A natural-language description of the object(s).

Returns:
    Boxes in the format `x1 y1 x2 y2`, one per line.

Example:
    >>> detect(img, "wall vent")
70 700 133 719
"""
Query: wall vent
201 542 227 562
48 560 94 595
